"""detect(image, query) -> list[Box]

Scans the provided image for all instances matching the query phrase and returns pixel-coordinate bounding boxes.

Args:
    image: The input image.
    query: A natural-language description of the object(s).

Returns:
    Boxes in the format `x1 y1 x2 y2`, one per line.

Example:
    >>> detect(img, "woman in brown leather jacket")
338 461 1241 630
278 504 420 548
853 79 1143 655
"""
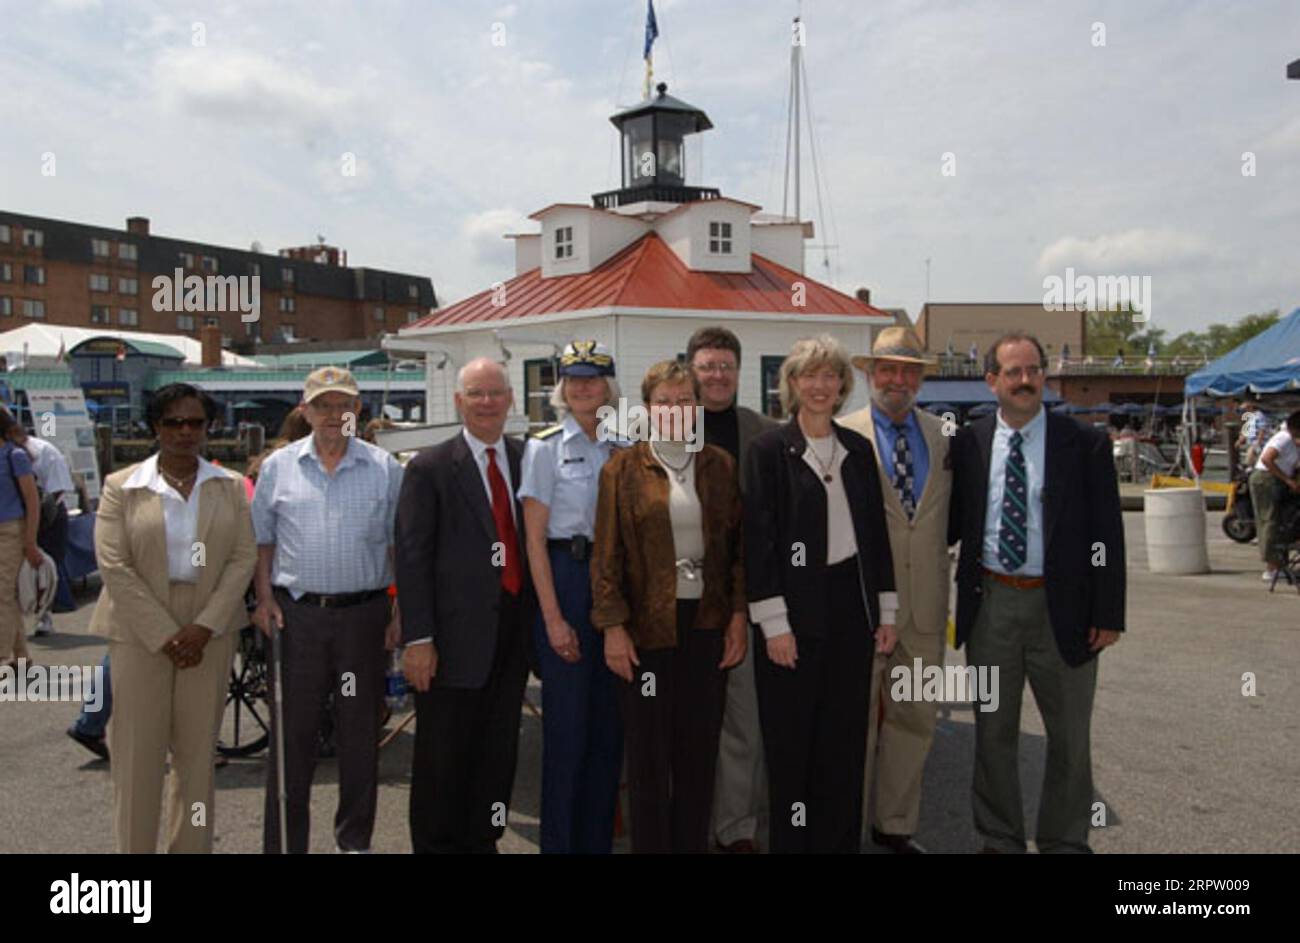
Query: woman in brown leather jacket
590 359 747 854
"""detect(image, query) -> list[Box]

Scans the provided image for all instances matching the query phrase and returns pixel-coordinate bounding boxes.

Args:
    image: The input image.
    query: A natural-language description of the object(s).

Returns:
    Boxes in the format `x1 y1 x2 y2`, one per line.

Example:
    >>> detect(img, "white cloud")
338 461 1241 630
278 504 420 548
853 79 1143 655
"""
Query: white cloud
462 208 530 266
151 47 357 133
1036 229 1214 276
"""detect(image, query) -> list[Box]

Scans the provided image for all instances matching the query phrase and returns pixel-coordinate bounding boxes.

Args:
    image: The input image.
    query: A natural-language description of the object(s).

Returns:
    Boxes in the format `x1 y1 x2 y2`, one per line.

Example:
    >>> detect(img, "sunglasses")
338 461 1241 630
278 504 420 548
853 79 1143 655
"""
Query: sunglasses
158 417 208 431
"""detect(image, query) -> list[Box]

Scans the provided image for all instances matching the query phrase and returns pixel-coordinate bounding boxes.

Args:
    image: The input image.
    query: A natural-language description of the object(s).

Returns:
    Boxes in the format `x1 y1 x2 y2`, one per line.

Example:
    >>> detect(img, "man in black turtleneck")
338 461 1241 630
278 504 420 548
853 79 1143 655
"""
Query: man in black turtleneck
686 326 776 853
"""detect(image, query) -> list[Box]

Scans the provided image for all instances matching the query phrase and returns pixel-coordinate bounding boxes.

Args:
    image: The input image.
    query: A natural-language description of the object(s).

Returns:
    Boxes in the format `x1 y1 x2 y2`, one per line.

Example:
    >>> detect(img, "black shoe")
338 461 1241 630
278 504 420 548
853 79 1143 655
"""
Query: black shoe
66 727 109 762
871 827 926 854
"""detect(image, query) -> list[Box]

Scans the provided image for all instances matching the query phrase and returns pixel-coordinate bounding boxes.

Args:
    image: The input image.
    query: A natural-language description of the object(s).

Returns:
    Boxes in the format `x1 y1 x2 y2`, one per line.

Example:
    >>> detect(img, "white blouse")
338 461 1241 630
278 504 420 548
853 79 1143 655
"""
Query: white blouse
749 430 899 639
652 441 705 600
122 454 231 584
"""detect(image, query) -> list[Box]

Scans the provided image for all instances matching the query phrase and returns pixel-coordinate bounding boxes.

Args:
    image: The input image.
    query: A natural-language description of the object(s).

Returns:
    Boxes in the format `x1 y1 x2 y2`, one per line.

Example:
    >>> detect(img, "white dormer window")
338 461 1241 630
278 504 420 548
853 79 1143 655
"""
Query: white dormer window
555 226 574 260
709 221 732 254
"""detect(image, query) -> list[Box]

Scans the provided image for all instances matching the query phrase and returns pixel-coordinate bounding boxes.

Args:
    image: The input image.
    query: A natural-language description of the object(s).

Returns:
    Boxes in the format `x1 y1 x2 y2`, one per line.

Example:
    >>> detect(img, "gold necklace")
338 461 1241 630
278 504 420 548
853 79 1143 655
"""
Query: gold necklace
159 463 198 490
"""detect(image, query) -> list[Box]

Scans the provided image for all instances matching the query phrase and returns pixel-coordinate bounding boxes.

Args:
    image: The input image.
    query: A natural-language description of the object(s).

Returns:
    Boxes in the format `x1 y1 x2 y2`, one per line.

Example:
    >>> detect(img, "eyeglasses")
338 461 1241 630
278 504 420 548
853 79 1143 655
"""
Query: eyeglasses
997 365 1044 382
158 417 208 431
694 362 736 375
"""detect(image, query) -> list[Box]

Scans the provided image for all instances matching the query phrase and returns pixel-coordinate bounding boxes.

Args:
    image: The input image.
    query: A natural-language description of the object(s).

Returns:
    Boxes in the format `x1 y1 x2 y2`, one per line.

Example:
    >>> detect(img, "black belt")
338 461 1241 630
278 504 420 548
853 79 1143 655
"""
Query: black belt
288 588 387 609
548 536 593 562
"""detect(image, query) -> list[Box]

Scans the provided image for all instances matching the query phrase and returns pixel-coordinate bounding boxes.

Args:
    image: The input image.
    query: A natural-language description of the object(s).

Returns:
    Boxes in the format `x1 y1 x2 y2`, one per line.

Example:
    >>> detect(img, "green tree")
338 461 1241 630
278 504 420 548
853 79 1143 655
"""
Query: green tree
1162 310 1279 360
1084 306 1166 357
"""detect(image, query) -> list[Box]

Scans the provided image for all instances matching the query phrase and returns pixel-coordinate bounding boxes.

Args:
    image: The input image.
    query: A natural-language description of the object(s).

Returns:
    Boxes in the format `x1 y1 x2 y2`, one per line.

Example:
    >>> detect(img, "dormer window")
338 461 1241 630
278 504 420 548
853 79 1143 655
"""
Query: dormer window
555 226 574 260
709 221 732 254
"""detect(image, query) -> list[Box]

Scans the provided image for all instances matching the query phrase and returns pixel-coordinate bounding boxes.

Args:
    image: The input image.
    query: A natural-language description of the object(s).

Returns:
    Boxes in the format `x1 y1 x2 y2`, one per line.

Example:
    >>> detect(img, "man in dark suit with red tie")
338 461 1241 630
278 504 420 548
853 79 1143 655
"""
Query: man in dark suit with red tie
396 357 533 853
948 333 1125 853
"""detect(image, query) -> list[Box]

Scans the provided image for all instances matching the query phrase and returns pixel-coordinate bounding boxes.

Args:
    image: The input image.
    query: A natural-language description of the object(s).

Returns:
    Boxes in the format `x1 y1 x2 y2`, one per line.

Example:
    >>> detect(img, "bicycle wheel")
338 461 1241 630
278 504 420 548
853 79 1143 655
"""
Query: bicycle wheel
217 626 271 757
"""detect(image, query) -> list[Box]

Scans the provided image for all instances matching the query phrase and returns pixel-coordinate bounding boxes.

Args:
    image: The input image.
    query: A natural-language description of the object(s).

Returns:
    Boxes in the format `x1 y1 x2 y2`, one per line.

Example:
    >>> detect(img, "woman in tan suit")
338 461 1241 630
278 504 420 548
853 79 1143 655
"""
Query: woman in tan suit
91 383 256 853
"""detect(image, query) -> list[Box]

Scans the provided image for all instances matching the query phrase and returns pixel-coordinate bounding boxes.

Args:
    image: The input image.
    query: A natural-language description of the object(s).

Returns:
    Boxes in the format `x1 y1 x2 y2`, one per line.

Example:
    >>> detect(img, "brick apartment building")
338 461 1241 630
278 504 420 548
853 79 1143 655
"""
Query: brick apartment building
0 211 436 349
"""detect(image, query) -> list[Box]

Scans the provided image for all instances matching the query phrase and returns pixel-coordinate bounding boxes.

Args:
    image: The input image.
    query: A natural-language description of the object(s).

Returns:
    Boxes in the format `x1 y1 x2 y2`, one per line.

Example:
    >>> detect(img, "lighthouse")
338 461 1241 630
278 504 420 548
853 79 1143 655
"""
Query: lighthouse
388 81 891 445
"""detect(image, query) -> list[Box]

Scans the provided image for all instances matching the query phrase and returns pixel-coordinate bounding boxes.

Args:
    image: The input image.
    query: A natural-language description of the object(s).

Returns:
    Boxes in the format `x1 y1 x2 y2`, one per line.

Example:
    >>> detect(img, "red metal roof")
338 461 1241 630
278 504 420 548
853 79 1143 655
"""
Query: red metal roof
404 232 885 331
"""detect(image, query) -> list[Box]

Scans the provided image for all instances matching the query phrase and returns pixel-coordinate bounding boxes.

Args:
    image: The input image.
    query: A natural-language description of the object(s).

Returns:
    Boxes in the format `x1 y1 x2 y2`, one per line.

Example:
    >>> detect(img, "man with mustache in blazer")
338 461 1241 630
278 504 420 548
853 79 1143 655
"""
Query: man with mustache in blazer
948 332 1125 853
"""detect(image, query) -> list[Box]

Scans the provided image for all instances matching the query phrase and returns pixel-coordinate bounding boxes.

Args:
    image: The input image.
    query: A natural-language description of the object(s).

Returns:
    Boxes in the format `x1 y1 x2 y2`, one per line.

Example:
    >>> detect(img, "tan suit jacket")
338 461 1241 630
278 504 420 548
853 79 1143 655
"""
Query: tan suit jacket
838 405 952 637
89 464 257 653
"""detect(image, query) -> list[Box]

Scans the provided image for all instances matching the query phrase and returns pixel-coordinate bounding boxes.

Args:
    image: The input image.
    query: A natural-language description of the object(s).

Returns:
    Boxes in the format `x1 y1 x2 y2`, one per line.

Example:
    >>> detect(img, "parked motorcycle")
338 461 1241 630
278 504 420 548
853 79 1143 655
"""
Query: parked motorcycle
1222 473 1256 543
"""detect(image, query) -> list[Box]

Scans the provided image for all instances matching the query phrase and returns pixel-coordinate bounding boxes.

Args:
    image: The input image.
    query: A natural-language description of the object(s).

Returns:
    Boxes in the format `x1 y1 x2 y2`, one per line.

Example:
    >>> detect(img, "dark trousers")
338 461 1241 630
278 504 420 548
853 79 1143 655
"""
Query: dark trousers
756 556 873 854
617 600 727 854
263 589 388 853
38 502 74 612
533 547 623 853
410 590 529 853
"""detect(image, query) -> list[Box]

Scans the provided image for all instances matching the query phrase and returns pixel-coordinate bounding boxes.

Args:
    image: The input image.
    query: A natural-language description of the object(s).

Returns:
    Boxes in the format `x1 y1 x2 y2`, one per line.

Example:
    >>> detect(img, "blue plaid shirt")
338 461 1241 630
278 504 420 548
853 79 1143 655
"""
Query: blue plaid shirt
251 435 404 597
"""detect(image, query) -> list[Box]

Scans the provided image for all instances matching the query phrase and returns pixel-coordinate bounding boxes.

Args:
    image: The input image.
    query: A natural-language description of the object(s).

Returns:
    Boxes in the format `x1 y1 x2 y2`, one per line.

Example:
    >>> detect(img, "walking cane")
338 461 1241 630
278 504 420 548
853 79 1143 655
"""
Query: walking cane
270 624 289 855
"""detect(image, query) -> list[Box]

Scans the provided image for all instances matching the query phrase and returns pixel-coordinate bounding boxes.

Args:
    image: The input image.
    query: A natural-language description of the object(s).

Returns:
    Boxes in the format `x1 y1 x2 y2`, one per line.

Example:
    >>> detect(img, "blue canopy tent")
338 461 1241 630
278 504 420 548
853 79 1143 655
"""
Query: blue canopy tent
1184 307 1300 396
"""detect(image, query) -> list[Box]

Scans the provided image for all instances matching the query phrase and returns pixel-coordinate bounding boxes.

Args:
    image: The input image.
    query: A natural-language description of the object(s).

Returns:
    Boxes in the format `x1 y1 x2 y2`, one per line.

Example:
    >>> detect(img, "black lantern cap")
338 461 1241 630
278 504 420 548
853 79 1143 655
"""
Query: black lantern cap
608 83 713 132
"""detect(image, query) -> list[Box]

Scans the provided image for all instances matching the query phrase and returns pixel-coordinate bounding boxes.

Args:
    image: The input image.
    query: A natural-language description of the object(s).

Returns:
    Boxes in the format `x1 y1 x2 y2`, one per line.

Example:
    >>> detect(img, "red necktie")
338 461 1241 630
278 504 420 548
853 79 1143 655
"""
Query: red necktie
486 447 522 595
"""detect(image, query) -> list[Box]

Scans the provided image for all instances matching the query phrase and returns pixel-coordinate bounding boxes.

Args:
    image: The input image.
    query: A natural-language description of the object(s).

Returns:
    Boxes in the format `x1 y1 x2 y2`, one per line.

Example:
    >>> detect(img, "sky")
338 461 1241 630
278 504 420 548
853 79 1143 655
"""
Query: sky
2 0 1298 337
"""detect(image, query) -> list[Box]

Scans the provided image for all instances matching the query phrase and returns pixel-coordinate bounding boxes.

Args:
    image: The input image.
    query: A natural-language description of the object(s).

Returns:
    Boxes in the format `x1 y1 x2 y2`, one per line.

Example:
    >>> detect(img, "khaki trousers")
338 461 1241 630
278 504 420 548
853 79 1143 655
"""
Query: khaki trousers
0 519 27 663
865 623 946 836
108 582 237 853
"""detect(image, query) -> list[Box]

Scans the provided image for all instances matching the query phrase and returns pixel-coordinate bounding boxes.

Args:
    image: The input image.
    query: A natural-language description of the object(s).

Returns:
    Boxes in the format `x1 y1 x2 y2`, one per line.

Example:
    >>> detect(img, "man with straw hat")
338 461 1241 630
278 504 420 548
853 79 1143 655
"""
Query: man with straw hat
840 326 951 854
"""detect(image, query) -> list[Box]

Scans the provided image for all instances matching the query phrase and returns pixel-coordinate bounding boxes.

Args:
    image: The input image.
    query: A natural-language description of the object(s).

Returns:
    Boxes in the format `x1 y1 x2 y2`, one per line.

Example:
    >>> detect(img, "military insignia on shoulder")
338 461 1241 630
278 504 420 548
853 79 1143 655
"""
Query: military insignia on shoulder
531 424 563 440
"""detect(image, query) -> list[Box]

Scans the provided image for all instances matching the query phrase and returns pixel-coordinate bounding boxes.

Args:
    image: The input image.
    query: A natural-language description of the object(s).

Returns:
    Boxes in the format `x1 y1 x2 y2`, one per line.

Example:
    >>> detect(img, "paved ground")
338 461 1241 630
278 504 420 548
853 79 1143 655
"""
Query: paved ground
1 510 1296 854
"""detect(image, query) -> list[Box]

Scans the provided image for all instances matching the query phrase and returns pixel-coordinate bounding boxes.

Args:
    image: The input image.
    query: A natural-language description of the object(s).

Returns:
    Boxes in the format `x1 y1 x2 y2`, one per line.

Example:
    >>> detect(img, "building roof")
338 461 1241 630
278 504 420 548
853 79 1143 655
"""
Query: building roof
0 324 260 367
147 368 423 392
71 337 184 360
405 232 887 331
2 370 77 391
0 209 437 307
252 349 388 369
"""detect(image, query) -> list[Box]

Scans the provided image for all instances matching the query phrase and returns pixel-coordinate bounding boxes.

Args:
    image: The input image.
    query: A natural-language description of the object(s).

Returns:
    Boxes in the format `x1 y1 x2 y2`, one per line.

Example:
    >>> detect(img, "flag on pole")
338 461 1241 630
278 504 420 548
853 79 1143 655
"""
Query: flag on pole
643 0 659 99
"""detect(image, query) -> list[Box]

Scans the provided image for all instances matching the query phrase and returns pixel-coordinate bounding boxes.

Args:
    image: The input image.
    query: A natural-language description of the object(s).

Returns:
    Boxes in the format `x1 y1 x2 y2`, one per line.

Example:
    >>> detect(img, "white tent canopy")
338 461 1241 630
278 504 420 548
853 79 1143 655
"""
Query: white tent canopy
0 324 260 369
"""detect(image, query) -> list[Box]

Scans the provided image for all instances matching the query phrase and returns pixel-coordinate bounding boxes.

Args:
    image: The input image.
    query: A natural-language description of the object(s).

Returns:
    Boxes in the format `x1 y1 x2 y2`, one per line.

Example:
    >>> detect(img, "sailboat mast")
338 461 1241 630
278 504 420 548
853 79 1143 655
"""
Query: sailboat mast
785 15 795 221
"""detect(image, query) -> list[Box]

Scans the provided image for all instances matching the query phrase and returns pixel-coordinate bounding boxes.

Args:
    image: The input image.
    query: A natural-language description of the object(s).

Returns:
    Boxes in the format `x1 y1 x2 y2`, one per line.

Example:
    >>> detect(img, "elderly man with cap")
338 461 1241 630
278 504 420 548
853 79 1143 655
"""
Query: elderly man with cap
519 340 627 854
839 326 952 854
251 366 404 853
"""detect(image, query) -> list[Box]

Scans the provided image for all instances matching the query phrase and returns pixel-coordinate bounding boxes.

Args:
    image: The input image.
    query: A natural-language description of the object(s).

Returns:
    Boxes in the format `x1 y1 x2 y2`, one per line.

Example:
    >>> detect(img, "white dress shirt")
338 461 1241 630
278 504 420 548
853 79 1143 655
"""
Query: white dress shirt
982 406 1047 577
407 428 519 650
123 454 231 584
462 427 518 526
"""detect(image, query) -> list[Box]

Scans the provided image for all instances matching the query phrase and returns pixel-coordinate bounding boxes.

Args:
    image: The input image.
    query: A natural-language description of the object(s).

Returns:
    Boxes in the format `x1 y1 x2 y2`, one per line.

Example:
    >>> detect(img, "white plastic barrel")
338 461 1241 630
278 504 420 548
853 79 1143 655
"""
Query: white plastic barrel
1144 487 1210 574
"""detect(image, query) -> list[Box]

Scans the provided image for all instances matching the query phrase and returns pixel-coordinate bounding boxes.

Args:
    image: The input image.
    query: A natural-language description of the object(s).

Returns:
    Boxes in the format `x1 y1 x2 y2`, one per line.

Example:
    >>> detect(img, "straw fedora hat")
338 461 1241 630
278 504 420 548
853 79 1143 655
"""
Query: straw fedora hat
851 325 935 372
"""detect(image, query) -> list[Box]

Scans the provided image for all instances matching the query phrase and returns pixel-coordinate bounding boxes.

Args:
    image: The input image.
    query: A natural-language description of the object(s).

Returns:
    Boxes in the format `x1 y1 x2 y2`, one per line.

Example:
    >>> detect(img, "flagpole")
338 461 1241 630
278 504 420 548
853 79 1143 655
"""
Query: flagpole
643 0 658 100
